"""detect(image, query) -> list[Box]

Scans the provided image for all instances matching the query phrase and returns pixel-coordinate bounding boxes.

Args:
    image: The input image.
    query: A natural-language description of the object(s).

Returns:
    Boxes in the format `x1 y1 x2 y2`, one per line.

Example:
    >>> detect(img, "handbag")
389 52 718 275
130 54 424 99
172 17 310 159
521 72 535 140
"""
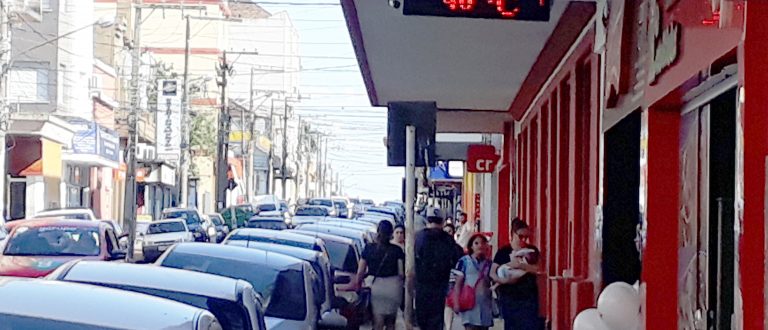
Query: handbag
446 258 489 312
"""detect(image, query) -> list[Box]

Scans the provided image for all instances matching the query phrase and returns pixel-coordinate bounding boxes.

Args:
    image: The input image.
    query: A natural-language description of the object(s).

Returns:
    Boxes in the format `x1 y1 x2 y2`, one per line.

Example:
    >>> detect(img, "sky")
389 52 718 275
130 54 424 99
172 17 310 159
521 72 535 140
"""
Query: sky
258 0 404 203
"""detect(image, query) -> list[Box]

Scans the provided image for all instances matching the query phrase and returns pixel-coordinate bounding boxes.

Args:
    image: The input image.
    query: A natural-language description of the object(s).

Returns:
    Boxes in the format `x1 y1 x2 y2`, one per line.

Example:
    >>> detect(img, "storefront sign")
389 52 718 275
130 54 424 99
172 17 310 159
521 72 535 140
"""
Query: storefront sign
404 0 551 21
648 0 681 85
70 120 120 163
474 193 481 221
98 126 119 162
156 79 182 161
72 121 97 155
467 144 499 173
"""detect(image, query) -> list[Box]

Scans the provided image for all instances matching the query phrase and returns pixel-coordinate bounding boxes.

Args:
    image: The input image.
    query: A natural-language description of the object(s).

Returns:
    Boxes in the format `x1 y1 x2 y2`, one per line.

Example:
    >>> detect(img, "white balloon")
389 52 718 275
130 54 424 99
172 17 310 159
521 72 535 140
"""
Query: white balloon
573 308 609 330
597 282 641 330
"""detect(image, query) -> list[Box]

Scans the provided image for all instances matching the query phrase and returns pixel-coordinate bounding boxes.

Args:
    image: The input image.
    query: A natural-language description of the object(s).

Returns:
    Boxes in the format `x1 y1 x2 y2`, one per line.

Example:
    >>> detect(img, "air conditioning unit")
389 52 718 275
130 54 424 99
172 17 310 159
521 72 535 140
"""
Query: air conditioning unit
136 143 156 161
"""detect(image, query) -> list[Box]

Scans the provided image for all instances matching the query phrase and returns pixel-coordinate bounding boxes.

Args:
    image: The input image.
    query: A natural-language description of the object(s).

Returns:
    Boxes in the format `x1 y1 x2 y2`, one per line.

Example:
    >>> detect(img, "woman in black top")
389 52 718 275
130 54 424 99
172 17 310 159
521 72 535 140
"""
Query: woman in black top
354 221 405 330
489 219 541 330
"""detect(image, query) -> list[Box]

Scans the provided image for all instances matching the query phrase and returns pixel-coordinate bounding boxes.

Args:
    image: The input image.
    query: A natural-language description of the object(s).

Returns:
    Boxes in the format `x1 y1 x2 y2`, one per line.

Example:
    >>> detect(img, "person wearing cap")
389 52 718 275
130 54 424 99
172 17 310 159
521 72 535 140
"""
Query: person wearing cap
414 207 464 330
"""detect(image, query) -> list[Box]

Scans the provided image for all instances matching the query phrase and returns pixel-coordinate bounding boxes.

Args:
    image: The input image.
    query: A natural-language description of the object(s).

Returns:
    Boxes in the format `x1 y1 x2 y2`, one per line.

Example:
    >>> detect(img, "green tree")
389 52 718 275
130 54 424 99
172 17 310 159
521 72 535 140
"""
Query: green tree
190 113 217 158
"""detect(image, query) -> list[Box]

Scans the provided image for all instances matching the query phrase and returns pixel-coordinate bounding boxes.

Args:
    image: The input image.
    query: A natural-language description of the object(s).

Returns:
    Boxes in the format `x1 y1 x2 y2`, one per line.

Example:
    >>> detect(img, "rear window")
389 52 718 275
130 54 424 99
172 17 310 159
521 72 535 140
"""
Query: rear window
160 252 307 321
92 284 251 330
210 217 224 226
308 199 332 207
148 222 186 234
296 207 327 217
324 240 358 272
246 220 287 231
163 211 200 225
256 204 277 213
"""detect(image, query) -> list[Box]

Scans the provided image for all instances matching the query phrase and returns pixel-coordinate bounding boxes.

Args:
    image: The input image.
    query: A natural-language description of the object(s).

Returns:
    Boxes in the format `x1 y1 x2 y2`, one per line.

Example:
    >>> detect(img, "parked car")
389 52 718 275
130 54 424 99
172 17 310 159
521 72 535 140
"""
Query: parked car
162 207 213 242
208 213 230 242
157 243 347 330
0 277 221 329
246 215 289 231
365 207 400 223
349 198 364 216
308 198 338 217
48 260 267 330
32 207 97 221
224 240 338 319
332 199 351 219
0 219 126 277
224 228 329 257
309 220 376 243
360 199 375 211
293 205 331 226
293 224 369 252
140 219 195 262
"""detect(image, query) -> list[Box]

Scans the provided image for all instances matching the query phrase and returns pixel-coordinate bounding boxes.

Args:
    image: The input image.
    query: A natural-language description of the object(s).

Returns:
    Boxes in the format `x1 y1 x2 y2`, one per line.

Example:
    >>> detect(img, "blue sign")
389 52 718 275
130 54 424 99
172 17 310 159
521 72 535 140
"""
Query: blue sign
70 120 120 163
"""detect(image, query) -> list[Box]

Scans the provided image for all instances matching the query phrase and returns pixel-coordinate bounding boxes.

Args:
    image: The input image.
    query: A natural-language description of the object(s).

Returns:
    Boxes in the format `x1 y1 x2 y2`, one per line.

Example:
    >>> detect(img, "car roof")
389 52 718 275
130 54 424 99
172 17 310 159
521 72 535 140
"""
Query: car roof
289 230 356 245
236 241 322 263
37 207 93 213
149 219 186 225
7 219 104 230
163 207 198 213
56 261 249 301
169 243 305 271
296 224 367 237
232 228 321 245
0 277 207 327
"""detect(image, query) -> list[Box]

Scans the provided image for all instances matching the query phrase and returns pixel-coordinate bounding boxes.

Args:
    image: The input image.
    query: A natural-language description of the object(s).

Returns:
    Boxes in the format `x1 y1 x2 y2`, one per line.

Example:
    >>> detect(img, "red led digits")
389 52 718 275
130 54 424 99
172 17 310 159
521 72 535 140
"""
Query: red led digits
492 0 521 17
443 0 476 11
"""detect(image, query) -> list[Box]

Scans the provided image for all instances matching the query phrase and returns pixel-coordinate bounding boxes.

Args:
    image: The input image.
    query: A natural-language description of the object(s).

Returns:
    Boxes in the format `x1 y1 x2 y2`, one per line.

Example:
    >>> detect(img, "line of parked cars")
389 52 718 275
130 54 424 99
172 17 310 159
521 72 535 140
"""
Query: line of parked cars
0 199 404 329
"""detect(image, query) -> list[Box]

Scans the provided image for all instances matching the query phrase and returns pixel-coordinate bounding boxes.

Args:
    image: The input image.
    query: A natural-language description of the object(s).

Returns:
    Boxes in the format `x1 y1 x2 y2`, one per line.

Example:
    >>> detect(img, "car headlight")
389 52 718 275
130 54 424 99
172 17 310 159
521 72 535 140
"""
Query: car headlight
207 227 216 237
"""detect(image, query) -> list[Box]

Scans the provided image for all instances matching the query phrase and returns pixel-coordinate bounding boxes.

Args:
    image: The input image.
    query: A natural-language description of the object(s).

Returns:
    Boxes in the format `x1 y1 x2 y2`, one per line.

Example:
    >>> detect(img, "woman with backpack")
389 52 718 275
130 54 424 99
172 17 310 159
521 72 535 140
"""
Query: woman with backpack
354 221 405 330
450 233 494 330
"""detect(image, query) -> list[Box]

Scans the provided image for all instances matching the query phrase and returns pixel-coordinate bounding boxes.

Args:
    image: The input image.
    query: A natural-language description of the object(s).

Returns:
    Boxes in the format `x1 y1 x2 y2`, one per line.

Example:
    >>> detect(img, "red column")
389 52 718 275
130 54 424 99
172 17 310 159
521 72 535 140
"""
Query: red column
499 122 513 247
643 107 680 329
741 3 768 327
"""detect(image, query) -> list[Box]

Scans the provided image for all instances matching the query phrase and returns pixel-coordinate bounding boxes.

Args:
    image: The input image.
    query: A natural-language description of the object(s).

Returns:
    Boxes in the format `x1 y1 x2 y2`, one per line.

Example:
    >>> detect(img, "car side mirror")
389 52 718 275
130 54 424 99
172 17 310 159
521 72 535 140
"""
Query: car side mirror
318 310 347 329
333 274 351 285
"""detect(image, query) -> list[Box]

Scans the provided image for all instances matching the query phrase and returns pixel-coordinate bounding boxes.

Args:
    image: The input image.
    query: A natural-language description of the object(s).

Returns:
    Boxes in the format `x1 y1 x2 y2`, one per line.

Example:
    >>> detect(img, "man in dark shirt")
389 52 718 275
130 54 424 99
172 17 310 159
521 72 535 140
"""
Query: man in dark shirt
414 208 464 330
490 219 541 330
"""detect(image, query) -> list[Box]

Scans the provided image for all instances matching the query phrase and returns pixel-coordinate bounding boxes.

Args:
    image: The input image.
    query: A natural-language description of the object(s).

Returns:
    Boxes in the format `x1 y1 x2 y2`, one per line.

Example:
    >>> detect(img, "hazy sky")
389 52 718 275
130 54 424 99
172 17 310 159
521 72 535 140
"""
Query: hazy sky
259 1 403 203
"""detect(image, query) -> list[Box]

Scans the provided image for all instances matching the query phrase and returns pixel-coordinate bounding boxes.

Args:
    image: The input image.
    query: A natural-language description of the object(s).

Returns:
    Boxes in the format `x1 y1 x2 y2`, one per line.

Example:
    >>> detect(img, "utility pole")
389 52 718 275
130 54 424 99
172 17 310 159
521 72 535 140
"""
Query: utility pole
404 125 416 329
124 3 143 261
280 99 288 200
0 1 10 222
244 67 255 203
323 140 328 196
179 15 191 207
215 50 230 212
266 99 274 195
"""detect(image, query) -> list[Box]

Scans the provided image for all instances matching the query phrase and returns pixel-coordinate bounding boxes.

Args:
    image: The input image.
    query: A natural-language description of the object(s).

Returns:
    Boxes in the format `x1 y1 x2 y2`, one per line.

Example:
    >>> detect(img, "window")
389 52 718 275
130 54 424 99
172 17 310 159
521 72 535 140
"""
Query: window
42 0 52 12
9 68 49 103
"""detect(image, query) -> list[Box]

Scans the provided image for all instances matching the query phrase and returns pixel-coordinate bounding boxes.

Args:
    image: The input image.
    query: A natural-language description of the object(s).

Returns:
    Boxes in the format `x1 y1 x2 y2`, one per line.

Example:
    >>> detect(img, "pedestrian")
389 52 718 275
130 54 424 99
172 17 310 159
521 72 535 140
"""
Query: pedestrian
452 233 494 330
455 212 473 249
490 218 542 330
354 221 405 330
444 223 456 237
415 207 464 330
392 224 406 250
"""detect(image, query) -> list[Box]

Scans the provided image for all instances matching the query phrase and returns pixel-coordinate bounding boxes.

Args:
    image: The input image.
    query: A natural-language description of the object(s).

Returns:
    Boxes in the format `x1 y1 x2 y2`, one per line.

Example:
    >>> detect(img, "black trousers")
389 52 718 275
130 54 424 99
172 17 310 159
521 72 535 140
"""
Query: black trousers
414 283 447 330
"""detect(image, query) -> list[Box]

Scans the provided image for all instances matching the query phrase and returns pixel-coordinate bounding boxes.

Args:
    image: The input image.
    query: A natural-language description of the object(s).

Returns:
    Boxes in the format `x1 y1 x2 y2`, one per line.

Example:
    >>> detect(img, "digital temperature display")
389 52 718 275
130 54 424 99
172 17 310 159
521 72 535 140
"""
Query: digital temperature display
403 0 551 21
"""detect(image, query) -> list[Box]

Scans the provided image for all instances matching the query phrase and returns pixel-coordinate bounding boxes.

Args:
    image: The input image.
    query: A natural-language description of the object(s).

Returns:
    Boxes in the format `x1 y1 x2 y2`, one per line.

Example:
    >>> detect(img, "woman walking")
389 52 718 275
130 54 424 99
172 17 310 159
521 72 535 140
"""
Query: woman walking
354 221 405 330
452 233 494 330
490 219 542 330
392 224 405 250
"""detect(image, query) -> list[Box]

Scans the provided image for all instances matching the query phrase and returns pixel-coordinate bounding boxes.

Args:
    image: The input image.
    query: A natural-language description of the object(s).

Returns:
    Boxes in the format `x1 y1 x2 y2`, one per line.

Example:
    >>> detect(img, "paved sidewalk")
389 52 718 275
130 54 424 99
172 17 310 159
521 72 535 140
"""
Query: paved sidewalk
362 312 504 329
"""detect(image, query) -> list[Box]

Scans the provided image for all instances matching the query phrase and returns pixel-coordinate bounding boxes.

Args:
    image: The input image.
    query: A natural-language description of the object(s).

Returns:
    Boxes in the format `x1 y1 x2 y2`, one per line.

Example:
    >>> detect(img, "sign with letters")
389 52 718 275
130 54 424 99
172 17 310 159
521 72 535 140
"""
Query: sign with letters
467 144 499 173
156 79 181 162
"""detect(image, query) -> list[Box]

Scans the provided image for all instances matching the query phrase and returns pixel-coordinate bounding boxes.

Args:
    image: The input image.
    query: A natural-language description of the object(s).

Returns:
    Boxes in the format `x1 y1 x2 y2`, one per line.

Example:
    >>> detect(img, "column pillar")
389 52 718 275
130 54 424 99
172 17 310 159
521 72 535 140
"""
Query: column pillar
741 2 768 327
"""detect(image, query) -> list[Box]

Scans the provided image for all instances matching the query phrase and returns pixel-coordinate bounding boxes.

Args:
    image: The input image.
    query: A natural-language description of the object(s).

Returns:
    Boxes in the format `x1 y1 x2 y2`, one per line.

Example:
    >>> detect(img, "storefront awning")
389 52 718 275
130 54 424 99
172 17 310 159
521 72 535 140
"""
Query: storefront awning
342 0 596 114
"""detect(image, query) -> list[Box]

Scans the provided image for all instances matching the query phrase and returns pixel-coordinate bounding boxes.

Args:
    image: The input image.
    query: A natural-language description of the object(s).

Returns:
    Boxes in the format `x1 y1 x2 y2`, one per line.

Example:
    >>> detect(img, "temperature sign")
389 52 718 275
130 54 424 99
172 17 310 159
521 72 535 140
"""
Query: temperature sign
403 0 551 21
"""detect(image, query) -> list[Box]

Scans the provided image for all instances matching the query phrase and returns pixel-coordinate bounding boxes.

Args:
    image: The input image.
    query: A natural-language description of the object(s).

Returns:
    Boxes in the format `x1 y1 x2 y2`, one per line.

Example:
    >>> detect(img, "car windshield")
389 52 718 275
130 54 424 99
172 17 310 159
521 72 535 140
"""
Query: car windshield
324 240 358 272
4 226 101 256
147 222 186 234
256 204 277 212
363 200 374 205
163 211 200 225
246 219 287 231
296 207 327 216
333 201 346 209
160 252 307 321
350 199 360 204
308 199 332 207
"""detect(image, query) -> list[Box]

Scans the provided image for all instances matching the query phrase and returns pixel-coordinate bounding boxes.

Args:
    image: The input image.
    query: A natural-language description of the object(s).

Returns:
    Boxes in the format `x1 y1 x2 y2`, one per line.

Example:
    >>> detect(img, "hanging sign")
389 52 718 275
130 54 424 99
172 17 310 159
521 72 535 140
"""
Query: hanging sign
156 79 182 161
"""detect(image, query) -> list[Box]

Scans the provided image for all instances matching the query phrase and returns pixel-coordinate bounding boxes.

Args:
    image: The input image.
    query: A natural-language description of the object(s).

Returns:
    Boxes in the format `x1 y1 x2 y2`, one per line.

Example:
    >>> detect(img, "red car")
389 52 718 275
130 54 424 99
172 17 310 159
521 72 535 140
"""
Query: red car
0 219 126 277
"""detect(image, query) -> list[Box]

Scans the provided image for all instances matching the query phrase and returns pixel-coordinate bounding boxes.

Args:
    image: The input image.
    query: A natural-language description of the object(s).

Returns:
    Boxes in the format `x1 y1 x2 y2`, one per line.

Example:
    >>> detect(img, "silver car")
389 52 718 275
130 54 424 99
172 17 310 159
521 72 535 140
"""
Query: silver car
0 276 221 329
48 260 267 330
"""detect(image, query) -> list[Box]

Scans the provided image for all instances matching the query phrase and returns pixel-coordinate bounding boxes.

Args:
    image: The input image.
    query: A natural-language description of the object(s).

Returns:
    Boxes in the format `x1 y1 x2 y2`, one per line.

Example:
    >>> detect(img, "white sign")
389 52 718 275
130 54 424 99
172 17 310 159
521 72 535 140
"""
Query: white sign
156 79 181 161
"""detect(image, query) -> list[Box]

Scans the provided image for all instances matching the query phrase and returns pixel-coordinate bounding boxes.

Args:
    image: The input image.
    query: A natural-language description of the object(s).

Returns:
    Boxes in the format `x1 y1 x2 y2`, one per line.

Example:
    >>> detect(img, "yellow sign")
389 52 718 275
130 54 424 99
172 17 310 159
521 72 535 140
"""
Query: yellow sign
229 131 252 142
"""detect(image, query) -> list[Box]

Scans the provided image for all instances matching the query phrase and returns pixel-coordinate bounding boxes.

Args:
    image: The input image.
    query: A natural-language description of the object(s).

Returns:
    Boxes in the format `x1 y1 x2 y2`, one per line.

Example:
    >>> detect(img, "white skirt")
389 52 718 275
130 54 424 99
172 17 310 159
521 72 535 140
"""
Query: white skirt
368 275 403 316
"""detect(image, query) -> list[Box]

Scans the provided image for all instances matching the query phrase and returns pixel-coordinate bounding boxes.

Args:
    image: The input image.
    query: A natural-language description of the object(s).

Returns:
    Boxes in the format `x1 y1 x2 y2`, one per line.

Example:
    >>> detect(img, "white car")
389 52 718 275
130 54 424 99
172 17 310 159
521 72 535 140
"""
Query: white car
292 206 331 226
140 219 195 262
33 208 97 221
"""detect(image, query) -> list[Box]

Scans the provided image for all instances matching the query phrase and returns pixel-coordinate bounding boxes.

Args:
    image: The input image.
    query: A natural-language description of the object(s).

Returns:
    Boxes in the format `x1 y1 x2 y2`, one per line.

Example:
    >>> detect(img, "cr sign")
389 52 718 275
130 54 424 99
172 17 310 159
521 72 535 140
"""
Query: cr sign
467 145 499 173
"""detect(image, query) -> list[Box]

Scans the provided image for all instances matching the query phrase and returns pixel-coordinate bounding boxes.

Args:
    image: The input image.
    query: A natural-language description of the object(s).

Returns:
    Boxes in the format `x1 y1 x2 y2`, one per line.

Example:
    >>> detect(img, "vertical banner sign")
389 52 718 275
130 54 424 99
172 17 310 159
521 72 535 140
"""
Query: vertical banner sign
156 79 182 162
474 193 481 221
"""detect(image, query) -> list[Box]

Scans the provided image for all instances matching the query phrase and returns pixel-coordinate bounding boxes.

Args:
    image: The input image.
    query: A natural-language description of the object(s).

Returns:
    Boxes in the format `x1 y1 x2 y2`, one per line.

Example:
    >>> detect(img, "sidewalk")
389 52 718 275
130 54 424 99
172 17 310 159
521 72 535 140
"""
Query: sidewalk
362 313 505 329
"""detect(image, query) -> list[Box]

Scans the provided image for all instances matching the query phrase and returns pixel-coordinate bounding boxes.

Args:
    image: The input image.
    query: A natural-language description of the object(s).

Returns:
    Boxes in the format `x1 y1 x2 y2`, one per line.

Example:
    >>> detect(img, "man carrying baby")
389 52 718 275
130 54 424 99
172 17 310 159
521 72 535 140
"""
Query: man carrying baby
489 218 542 330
